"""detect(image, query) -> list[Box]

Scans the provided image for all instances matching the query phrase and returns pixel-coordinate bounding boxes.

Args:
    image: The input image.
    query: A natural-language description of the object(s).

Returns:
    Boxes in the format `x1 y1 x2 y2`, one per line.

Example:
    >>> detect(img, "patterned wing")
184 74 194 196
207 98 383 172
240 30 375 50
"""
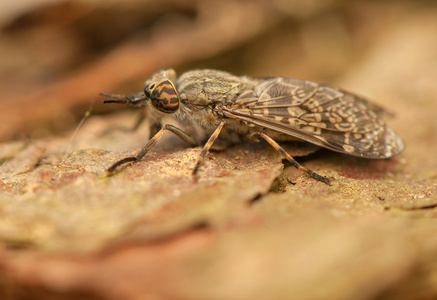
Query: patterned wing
224 77 404 158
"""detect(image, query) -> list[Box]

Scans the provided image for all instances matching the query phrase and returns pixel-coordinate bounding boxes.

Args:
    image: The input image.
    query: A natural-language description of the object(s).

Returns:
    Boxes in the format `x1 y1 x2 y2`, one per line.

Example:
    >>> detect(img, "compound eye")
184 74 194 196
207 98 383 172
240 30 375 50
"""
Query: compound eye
149 80 180 113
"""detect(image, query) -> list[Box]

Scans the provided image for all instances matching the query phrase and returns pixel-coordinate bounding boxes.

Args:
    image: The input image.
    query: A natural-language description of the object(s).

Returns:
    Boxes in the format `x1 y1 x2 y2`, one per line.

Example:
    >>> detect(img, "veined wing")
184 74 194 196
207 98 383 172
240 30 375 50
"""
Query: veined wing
225 77 404 158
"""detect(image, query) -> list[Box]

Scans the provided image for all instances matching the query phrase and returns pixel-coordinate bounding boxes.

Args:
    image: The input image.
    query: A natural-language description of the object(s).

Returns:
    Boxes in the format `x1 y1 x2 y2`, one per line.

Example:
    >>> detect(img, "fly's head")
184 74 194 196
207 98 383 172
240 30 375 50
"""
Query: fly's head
144 69 179 114
102 69 180 114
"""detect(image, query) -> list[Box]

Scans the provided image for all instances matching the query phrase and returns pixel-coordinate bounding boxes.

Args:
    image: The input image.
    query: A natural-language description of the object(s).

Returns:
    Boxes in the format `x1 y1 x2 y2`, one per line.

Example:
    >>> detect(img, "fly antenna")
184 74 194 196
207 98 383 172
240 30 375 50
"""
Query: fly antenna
100 93 129 104
100 92 147 105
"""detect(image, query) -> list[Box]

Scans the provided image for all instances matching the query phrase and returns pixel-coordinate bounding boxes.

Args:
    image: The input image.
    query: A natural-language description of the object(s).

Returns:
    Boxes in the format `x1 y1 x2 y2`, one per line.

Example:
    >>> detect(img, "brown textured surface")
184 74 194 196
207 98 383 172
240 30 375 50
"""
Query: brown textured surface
1 1 437 299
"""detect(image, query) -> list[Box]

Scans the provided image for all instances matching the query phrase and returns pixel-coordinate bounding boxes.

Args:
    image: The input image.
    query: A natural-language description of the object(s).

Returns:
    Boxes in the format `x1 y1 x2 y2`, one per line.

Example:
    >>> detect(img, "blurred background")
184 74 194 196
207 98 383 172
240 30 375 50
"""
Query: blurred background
1 0 435 143
2 1 437 299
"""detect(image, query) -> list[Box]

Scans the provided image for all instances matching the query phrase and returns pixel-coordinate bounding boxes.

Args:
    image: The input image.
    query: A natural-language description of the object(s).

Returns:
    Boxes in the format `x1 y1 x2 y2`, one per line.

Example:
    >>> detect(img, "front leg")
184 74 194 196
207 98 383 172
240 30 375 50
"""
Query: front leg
107 124 198 173
192 121 226 176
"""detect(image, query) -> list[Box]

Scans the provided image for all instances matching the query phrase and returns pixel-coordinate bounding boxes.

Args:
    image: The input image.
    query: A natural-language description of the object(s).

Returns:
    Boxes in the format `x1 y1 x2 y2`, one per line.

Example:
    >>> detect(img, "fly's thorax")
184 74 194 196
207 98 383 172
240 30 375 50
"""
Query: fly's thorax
173 70 261 131
177 69 253 107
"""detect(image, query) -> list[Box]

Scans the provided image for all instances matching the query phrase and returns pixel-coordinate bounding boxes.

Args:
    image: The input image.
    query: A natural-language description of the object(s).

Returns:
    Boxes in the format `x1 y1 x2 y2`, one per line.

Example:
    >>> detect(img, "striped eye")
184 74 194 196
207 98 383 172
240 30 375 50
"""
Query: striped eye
146 80 179 113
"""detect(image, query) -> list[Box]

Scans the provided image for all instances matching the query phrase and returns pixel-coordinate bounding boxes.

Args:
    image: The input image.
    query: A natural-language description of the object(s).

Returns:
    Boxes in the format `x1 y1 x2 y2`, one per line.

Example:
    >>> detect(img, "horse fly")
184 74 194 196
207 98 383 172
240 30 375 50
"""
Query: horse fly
101 69 404 184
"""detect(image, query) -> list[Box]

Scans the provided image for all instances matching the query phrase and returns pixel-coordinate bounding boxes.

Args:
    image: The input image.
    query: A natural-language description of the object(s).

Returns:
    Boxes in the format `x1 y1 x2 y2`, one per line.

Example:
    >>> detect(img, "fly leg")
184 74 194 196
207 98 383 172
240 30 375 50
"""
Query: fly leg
192 121 226 176
107 124 197 173
251 132 331 184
